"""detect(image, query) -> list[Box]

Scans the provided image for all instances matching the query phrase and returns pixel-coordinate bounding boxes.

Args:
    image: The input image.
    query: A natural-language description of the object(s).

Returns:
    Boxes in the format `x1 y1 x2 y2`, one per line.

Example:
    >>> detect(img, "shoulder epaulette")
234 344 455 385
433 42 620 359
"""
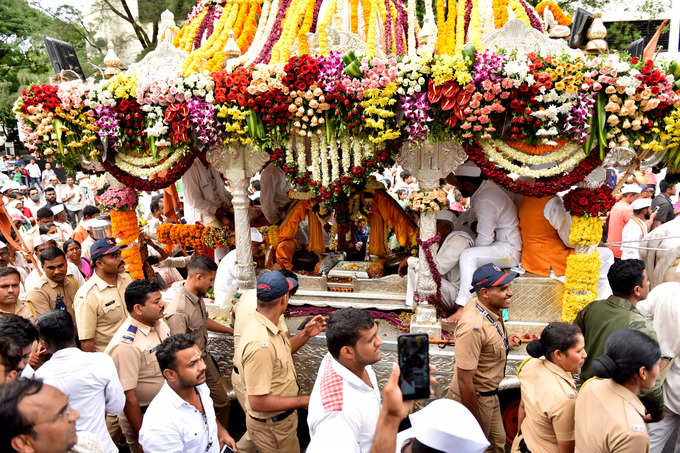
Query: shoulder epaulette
579 376 600 392
517 357 532 376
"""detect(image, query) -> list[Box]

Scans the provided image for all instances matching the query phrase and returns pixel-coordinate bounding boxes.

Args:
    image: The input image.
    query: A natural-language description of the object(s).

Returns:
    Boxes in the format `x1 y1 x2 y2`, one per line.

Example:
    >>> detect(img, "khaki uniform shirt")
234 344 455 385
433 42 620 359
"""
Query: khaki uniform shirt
450 299 507 394
164 284 209 355
105 315 171 406
74 272 132 351
575 378 649 453
233 311 298 419
26 274 78 320
516 358 578 453
0 300 36 322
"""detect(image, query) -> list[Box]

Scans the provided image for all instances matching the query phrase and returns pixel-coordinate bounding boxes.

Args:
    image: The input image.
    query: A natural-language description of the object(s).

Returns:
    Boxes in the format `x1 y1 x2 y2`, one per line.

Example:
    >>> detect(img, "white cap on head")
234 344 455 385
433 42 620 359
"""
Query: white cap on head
0 240 7 249
631 198 652 210
397 399 490 453
621 184 642 195
435 209 456 225
51 204 65 215
250 227 263 243
34 235 51 249
454 161 482 178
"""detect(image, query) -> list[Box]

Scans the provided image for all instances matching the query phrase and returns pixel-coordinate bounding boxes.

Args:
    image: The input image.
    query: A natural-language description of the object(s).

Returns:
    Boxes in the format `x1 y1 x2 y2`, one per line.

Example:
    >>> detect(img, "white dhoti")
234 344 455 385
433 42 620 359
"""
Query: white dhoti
455 242 521 307
407 232 473 308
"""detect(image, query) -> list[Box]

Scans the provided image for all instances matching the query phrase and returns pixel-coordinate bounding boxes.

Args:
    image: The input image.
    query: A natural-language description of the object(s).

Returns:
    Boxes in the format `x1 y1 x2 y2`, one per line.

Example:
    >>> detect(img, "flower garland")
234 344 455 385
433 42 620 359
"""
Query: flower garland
113 147 188 177
561 250 600 321
414 233 444 315
568 216 602 246
109 209 145 280
481 140 587 178
100 151 198 191
535 0 571 26
465 140 603 196
157 223 235 249
492 139 581 166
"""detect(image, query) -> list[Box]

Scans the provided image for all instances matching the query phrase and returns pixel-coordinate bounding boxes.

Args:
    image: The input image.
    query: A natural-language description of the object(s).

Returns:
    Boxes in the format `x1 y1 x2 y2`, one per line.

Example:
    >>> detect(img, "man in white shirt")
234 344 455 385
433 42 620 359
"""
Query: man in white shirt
26 159 42 189
260 162 291 225
637 282 680 453
143 196 165 241
139 333 237 453
214 227 263 307
41 163 56 188
402 209 474 309
34 309 125 453
181 157 232 261
307 308 383 452
621 198 653 260
452 162 522 311
52 204 74 237
60 176 84 224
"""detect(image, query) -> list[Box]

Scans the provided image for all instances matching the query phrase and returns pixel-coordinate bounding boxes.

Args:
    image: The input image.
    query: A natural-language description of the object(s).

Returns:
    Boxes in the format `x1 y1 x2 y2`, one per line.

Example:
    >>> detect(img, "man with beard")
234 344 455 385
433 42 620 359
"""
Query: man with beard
139 334 237 452
621 198 653 260
448 264 522 453
106 279 170 453
74 238 132 352
165 255 233 426
306 308 383 452
27 247 78 322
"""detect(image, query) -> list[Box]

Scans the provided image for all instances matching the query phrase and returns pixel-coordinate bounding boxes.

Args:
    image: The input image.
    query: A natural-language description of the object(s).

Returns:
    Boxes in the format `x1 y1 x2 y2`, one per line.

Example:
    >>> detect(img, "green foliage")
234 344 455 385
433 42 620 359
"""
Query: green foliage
606 22 642 52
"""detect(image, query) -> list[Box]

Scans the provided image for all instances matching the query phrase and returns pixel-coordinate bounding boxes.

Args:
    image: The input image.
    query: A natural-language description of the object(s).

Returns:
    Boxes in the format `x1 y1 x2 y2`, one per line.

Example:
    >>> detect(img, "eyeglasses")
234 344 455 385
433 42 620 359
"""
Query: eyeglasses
33 401 76 426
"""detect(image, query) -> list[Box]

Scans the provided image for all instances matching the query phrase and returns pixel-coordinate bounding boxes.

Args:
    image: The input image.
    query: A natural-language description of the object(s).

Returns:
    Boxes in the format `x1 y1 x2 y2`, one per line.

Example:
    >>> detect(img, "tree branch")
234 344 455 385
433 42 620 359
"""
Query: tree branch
119 0 151 48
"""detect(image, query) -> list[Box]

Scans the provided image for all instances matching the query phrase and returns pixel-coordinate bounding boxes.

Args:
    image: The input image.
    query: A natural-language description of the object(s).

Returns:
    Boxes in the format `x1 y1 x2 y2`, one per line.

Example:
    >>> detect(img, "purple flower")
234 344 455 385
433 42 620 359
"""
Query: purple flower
94 106 119 150
319 52 345 91
187 98 221 146
473 51 506 84
401 92 432 142
254 0 294 64
564 91 594 144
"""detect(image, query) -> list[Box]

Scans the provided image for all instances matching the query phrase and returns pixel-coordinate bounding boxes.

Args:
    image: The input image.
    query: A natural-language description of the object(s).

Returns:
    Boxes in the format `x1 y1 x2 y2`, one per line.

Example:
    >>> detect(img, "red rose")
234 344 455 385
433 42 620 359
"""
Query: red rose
631 57 639 64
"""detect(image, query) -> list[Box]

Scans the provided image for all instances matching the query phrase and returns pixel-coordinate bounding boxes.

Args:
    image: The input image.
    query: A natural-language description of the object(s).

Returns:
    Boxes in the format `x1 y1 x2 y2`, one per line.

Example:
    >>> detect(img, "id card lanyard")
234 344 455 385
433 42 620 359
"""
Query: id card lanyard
475 303 509 354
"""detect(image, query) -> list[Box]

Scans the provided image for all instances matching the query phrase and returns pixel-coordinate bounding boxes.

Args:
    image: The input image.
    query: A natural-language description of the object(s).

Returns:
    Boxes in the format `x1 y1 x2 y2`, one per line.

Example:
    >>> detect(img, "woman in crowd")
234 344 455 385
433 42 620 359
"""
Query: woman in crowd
575 329 661 453
512 323 586 453
63 239 92 279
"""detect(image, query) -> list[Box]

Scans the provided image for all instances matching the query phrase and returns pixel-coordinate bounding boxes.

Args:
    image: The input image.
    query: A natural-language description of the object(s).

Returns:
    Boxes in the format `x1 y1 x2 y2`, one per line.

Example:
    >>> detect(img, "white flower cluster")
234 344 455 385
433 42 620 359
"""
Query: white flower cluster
180 71 215 103
140 105 170 147
396 57 429 97
503 56 535 87
86 81 115 108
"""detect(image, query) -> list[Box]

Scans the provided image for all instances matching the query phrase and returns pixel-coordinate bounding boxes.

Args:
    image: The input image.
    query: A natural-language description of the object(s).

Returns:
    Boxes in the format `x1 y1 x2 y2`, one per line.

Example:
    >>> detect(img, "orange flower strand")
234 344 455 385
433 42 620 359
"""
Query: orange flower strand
506 138 568 155
535 1 572 26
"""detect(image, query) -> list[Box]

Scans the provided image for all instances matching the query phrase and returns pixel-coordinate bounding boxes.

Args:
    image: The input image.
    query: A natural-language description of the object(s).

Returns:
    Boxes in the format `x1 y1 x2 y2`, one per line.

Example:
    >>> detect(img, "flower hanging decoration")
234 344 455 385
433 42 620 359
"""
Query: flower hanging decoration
407 189 448 214
157 223 235 250
560 185 613 321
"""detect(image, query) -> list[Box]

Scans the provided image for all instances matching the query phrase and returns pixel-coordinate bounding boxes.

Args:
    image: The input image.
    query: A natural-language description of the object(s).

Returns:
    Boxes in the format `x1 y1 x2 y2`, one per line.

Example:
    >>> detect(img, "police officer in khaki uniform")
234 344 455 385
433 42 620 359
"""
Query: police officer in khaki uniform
106 279 170 453
448 264 522 453
233 271 312 453
575 329 661 453
0 267 35 321
511 323 586 453
26 247 77 321
164 254 233 425
74 238 132 352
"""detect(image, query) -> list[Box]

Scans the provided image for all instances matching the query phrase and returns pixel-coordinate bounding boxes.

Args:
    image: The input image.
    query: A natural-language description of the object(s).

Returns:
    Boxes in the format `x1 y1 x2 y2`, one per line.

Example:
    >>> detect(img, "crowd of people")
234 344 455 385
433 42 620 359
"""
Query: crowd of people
0 153 678 453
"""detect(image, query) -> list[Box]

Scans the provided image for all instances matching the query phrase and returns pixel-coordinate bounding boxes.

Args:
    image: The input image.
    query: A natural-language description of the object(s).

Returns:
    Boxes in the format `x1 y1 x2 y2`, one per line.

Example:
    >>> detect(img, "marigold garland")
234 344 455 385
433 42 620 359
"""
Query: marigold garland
535 0 572 26
109 209 144 280
506 138 567 155
561 250 600 321
157 223 235 250
568 216 603 246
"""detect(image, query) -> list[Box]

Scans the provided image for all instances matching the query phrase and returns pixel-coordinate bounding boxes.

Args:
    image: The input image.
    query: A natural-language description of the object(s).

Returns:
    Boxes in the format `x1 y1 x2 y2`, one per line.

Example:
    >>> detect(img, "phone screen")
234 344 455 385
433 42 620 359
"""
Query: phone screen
397 333 430 400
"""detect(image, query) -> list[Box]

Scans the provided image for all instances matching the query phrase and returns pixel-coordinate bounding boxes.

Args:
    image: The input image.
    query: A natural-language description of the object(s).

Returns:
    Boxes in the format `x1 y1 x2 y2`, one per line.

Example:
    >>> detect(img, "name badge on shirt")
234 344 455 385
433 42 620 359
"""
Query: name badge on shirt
104 300 116 307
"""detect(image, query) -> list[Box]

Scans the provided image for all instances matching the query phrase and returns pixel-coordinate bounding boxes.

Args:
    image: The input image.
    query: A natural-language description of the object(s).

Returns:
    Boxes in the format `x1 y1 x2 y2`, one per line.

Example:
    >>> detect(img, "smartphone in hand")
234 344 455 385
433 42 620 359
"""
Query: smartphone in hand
397 333 430 400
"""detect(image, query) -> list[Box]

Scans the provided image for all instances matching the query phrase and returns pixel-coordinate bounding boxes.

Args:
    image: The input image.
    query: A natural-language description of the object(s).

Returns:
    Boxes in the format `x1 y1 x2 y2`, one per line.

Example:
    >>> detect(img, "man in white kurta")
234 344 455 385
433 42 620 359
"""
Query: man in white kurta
454 164 522 308
405 209 474 308
621 198 652 260
259 162 291 225
181 157 232 261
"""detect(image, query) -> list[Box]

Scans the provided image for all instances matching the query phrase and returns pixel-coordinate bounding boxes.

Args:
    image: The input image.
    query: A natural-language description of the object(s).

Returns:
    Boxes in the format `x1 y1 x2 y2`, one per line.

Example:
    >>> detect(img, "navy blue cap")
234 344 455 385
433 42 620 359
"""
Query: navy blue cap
257 271 296 302
470 263 518 293
90 237 125 262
